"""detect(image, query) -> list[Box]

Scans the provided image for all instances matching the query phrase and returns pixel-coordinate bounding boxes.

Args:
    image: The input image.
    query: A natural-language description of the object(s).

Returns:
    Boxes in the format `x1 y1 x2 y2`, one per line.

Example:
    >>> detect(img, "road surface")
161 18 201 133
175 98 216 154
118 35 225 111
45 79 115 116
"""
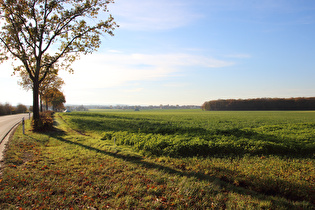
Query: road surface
0 113 31 168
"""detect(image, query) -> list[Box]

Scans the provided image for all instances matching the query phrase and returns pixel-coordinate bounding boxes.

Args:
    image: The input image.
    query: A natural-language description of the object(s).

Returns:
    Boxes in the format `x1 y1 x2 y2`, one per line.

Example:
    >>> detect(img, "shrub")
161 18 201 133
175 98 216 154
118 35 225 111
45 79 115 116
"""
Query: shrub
32 111 54 132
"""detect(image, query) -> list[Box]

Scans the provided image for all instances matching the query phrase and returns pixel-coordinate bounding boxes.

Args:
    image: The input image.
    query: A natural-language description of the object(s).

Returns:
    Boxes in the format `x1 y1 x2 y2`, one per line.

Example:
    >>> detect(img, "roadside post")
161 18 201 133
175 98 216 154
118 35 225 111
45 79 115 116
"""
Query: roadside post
22 117 25 135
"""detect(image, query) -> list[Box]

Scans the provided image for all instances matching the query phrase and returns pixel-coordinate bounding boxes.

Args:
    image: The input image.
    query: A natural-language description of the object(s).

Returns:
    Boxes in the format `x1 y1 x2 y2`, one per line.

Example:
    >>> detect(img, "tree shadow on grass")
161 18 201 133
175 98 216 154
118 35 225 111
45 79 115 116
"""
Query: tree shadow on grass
49 129 314 207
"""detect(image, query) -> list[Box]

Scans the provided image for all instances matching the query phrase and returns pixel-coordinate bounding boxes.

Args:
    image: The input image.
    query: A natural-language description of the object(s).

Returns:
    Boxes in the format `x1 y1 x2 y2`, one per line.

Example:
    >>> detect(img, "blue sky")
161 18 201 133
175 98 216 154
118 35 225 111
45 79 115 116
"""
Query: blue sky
1 0 315 106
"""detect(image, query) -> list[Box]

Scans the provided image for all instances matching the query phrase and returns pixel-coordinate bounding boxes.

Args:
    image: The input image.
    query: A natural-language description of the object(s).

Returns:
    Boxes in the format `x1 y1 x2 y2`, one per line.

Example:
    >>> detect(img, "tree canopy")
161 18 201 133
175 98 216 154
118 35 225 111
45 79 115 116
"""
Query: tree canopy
44 87 66 111
0 0 117 129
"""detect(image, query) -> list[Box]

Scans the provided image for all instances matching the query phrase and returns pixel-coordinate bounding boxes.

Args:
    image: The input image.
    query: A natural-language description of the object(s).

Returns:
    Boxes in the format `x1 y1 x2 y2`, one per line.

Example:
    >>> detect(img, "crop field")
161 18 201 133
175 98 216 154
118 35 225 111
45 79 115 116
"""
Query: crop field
63 109 315 158
0 109 314 209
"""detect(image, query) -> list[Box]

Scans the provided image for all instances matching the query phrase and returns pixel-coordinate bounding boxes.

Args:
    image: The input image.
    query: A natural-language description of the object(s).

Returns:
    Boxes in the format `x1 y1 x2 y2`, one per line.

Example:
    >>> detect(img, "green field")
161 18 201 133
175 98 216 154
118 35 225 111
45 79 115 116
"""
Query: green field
64 109 315 157
0 110 314 209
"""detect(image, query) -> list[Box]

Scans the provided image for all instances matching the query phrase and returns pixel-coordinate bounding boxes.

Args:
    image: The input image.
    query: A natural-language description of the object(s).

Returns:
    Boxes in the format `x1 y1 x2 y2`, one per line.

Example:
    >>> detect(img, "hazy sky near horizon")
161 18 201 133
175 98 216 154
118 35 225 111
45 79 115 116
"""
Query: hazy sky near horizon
1 0 315 106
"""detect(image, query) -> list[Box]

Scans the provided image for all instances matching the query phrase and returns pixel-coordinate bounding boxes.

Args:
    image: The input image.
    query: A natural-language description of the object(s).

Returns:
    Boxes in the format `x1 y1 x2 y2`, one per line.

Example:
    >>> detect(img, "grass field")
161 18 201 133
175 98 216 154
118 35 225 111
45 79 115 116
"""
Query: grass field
64 109 315 157
0 110 314 209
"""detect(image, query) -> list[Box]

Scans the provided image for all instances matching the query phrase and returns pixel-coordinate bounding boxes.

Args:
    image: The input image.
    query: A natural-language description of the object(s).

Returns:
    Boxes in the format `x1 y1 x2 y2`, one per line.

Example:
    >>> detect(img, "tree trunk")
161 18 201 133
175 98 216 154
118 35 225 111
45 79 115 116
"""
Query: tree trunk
32 81 40 129
40 95 43 112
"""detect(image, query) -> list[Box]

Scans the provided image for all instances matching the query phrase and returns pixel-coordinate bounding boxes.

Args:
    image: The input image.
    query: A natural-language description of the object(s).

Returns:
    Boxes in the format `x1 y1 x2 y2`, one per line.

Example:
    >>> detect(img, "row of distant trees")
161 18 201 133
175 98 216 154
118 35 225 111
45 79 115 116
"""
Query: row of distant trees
66 105 89 112
82 105 201 110
202 97 315 111
0 103 28 116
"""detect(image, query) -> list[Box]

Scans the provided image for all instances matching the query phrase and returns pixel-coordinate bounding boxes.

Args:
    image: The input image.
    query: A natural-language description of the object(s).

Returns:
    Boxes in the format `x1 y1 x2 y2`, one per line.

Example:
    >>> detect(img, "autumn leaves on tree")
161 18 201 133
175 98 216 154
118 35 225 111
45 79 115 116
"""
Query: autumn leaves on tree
0 0 118 130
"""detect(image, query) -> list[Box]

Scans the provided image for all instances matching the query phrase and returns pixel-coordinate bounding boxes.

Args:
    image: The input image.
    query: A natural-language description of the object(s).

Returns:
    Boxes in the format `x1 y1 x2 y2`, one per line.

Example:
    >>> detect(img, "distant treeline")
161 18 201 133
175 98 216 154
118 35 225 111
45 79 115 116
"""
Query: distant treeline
202 97 315 111
0 103 28 116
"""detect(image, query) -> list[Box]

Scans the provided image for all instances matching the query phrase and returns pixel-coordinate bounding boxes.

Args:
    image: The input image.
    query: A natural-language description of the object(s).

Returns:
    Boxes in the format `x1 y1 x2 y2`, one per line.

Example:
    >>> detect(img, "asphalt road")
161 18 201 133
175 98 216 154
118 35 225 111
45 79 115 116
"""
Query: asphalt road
0 113 31 168
0 113 30 142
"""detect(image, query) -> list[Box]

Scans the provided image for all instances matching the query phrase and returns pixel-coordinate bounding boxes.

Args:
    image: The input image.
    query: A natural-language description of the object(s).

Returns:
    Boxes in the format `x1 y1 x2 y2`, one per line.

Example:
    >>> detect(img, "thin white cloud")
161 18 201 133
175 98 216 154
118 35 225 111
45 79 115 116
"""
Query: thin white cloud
110 0 202 31
107 49 123 53
60 52 232 89
127 53 234 68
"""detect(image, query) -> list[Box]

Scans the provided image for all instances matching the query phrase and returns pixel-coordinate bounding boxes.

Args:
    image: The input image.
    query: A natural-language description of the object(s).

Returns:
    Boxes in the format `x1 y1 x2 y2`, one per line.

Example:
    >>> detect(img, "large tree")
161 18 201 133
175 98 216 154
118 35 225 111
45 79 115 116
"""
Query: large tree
0 0 117 129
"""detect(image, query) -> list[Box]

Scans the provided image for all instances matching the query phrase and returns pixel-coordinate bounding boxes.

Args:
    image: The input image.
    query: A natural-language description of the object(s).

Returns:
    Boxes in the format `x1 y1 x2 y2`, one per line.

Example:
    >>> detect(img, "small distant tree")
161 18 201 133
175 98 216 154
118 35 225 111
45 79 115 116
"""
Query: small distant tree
5 103 14 114
43 88 66 111
0 0 117 129
76 105 88 111
16 103 28 113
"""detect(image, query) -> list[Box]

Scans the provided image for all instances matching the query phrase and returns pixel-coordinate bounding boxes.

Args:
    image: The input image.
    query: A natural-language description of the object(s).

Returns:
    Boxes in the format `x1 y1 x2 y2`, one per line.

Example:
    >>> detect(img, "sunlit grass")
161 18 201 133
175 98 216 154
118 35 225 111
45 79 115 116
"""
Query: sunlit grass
0 111 314 209
62 110 315 158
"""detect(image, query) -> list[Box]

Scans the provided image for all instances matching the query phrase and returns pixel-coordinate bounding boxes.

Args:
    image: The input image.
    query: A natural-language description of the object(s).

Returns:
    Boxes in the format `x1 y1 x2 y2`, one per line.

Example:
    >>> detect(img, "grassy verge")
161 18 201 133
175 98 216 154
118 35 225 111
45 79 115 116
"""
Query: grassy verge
0 113 313 209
